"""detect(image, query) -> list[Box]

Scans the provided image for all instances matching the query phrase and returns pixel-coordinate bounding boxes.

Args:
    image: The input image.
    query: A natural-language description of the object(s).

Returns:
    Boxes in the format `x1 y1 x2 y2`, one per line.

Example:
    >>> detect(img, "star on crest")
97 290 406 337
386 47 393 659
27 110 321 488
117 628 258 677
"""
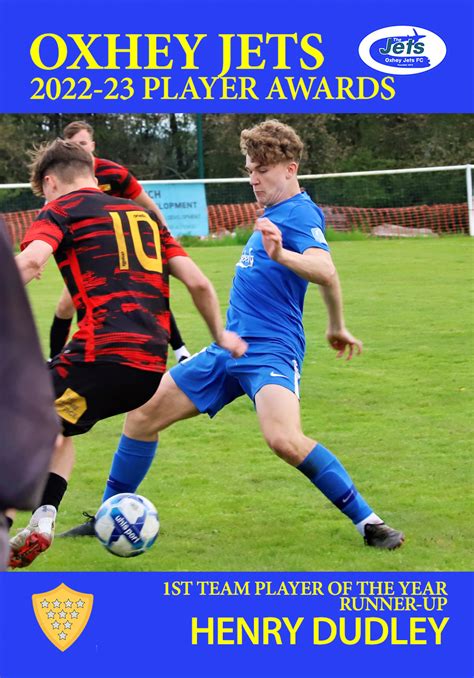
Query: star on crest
32 586 94 652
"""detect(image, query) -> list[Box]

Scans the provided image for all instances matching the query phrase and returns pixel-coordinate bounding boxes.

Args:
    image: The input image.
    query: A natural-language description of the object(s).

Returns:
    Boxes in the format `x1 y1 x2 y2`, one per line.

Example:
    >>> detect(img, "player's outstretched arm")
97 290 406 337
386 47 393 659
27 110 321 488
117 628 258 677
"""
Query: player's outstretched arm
15 240 53 285
169 256 247 358
254 217 336 285
134 189 169 228
319 270 363 361
254 217 361 359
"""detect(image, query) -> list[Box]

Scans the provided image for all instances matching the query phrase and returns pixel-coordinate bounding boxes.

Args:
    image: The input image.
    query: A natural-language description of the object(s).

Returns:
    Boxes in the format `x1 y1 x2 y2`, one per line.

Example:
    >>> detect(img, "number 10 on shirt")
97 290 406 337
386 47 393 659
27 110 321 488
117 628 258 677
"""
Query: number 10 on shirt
110 210 163 273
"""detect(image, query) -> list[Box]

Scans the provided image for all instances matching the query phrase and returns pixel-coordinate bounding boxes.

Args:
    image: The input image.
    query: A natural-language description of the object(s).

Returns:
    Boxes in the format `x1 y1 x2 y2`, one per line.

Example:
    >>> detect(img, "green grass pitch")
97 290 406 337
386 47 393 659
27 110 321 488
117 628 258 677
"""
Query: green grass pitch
14 237 474 572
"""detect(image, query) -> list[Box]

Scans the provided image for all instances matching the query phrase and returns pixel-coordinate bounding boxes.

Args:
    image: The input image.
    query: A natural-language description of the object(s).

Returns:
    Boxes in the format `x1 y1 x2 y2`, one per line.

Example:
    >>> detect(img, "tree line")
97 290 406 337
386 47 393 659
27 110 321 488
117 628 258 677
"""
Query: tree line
0 114 472 183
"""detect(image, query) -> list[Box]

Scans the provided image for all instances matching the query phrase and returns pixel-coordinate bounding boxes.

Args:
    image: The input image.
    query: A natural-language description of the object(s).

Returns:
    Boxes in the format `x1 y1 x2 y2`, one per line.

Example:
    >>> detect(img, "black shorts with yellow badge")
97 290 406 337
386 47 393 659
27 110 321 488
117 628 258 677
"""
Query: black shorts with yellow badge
50 358 162 437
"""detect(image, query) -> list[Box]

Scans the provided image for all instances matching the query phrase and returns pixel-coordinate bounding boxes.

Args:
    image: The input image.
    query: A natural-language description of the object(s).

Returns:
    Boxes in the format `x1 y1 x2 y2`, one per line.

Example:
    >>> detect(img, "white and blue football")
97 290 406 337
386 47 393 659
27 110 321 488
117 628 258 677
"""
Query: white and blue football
94 493 159 557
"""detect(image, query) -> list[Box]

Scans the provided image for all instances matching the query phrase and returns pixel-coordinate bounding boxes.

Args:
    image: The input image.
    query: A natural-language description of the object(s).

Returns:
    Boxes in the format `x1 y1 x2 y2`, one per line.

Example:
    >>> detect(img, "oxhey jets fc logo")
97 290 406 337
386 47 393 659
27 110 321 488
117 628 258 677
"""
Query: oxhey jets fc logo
32 583 94 651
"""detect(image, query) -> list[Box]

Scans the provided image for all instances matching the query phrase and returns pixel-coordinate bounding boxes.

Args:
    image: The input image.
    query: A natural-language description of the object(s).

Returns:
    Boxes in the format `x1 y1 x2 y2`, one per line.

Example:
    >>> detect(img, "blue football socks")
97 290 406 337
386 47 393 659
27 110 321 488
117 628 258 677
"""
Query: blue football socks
297 443 373 524
102 434 158 502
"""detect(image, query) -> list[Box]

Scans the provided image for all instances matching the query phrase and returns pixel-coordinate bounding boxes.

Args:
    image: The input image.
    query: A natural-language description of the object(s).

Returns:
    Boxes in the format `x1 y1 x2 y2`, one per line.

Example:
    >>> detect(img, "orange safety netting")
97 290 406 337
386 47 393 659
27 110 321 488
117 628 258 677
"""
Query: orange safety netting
320 203 469 235
1 209 39 246
1 201 469 246
208 202 469 235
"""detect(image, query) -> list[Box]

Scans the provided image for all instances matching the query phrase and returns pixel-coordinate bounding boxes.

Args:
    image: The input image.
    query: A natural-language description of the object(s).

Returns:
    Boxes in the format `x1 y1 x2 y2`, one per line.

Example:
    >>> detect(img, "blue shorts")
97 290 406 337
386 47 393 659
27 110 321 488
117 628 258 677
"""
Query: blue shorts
170 343 302 418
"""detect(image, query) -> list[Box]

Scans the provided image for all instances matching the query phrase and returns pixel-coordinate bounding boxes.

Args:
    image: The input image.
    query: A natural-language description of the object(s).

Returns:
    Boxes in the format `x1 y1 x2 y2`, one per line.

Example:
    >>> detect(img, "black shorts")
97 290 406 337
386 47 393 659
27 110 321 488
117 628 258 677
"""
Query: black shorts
49 359 162 437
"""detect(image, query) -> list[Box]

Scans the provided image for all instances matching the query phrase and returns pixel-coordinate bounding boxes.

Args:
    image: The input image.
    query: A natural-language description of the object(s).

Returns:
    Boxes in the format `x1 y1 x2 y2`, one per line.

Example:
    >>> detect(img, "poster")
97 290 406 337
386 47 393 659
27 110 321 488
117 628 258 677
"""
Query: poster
0 0 472 676
142 182 209 237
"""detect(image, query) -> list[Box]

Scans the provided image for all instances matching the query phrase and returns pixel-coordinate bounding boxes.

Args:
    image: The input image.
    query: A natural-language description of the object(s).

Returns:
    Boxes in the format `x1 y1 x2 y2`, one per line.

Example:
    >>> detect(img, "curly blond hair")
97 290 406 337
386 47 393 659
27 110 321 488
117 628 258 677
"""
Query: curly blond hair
29 139 94 197
240 119 304 166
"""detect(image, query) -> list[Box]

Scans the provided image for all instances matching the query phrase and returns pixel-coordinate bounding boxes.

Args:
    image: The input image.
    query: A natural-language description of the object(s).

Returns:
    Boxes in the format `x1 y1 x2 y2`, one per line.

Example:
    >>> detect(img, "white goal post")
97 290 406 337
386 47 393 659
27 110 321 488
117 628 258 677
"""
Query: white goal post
1 164 472 239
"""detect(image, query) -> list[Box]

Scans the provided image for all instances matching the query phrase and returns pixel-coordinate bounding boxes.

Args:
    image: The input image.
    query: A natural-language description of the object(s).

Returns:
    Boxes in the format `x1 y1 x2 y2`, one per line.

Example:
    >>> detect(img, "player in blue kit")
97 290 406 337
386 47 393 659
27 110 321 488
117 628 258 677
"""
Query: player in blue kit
67 120 404 550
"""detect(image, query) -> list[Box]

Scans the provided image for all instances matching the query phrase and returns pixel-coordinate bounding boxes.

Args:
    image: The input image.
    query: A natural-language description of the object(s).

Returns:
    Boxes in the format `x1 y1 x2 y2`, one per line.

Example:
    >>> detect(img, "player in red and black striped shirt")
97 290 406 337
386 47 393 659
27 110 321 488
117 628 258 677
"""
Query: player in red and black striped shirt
49 120 191 365
10 139 246 568
93 155 143 201
28 188 183 373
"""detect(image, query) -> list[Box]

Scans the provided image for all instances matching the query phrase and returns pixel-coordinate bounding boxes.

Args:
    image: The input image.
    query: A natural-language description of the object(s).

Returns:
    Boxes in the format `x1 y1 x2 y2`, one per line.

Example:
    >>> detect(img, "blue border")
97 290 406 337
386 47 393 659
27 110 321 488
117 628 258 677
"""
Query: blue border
1 572 473 677
0 1 472 676
0 0 472 112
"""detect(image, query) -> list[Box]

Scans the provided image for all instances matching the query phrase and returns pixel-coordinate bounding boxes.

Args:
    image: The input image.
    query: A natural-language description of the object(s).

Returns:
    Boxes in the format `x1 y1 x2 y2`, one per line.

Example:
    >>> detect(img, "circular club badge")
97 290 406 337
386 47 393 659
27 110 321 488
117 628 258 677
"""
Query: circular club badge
359 26 447 75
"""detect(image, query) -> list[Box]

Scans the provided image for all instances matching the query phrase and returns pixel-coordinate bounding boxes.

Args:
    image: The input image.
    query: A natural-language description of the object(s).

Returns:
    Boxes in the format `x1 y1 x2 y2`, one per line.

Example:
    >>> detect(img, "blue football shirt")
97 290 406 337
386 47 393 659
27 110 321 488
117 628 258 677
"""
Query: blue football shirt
226 191 329 363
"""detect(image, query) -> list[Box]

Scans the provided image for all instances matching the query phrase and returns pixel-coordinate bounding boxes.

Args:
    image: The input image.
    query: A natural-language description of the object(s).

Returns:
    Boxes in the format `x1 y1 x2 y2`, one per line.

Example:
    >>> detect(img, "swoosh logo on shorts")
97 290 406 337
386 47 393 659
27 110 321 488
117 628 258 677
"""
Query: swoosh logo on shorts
270 371 288 379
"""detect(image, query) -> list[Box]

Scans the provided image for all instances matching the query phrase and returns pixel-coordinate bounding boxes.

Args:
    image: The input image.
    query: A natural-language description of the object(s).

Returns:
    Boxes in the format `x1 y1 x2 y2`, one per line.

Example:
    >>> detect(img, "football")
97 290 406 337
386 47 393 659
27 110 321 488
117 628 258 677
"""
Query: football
94 493 160 557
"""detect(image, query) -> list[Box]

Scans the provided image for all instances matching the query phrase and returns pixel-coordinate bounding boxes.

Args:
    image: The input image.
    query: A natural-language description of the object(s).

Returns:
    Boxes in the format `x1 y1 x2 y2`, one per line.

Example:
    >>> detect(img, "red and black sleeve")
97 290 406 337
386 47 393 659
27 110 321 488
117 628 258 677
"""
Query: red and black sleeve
21 206 65 252
159 224 188 260
95 157 142 200
120 171 142 201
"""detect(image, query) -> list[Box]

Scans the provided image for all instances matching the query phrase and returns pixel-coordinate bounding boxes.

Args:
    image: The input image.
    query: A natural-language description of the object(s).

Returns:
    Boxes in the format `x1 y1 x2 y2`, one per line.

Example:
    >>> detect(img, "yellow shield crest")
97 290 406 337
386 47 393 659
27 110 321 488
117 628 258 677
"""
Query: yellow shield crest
32 583 94 652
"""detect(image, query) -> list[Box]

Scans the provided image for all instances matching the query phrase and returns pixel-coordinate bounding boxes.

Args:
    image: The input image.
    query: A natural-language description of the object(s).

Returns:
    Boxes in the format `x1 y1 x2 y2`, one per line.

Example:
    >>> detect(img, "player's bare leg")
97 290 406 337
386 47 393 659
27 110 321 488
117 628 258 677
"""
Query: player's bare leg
255 385 404 549
124 371 200 441
9 436 74 568
255 384 315 465
59 373 200 537
48 434 75 479
4 508 16 526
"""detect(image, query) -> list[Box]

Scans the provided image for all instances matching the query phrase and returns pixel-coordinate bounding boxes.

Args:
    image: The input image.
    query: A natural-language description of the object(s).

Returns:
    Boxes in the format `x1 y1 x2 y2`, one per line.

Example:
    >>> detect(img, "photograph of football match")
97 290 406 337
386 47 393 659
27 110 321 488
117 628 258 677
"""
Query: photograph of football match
1 113 472 572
